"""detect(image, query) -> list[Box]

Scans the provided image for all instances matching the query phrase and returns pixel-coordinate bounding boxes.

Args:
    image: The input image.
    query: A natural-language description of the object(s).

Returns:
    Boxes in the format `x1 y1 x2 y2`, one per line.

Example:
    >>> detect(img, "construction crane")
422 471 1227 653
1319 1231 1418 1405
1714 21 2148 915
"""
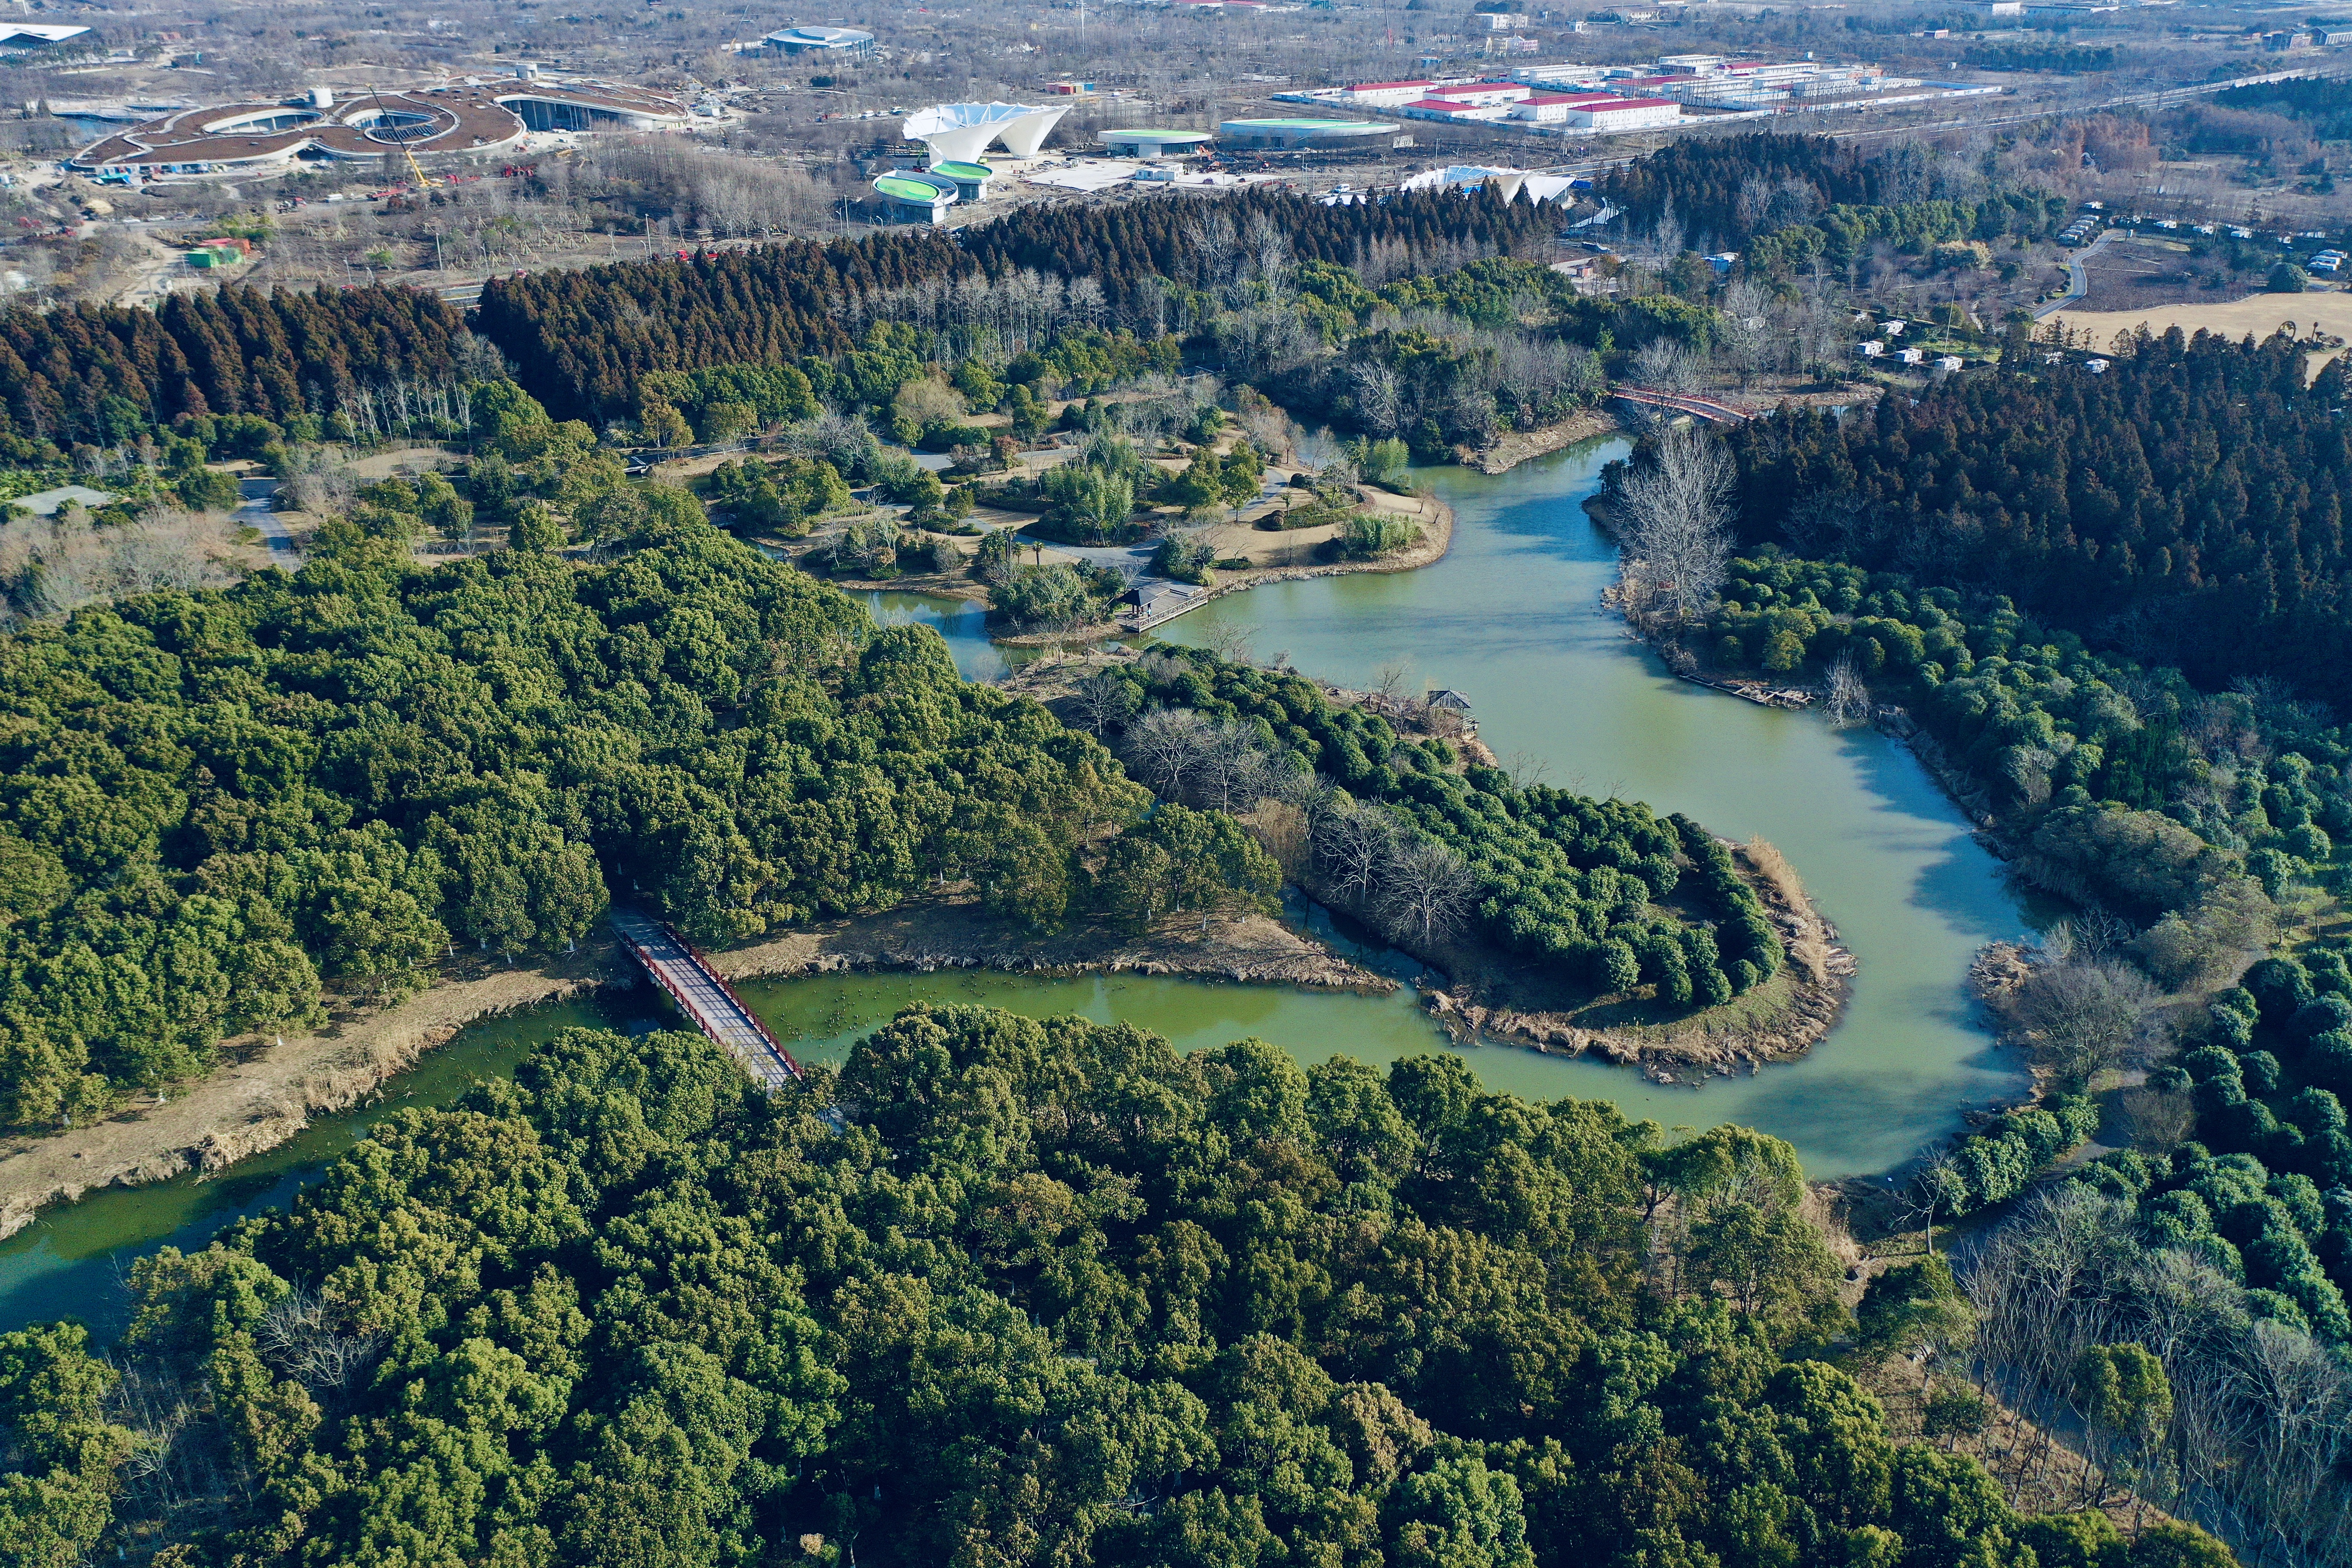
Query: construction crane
364 83 439 191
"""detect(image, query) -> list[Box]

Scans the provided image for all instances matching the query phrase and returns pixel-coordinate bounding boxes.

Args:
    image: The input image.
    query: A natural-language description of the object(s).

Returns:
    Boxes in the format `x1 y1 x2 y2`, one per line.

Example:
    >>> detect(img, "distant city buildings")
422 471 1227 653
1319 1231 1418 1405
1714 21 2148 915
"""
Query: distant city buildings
1277 46 1979 138
0 22 92 54
902 102 1071 163
70 77 695 180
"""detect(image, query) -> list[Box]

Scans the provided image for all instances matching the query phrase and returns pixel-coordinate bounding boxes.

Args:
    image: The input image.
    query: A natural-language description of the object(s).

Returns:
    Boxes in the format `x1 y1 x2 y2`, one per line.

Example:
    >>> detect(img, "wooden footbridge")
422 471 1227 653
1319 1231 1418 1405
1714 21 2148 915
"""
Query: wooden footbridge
609 908 802 1087
1611 386 1757 425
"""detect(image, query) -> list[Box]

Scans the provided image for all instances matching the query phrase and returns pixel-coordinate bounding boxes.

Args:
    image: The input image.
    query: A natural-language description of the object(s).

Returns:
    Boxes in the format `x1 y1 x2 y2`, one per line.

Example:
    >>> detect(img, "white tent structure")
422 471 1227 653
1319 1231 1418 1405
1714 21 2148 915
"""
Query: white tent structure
1399 165 1580 205
903 101 1070 163
1402 165 1528 201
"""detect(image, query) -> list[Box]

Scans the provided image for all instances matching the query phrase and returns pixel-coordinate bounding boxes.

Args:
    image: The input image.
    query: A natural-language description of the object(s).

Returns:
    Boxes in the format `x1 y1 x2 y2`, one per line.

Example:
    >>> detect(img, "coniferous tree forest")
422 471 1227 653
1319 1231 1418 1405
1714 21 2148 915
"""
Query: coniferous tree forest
473 188 1557 423
1598 134 1904 246
1715 332 2352 695
0 285 473 451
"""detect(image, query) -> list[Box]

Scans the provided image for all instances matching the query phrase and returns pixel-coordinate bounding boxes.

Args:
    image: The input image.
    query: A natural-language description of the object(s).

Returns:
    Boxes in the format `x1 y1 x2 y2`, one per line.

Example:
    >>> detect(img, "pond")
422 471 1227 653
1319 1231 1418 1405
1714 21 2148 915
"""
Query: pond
0 435 2042 1338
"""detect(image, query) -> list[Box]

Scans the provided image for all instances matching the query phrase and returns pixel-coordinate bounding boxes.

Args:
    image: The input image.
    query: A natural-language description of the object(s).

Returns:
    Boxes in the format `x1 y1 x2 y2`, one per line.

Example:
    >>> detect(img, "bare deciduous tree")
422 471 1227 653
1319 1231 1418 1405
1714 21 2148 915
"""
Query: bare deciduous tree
1630 338 1700 396
0 504 241 625
1067 667 1140 735
1202 621 1258 666
1824 652 1873 729
2003 959 2164 1091
1350 361 1404 438
255 1285 389 1393
1121 707 1215 801
1312 796 1403 909
1614 425 1734 624
1120 707 1289 813
1378 837 1476 948
2113 1086 2195 1154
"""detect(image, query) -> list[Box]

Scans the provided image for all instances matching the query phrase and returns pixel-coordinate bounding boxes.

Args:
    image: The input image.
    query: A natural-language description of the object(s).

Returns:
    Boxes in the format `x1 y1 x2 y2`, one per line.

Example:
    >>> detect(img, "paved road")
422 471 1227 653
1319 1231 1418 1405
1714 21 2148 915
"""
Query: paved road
610 909 801 1088
2035 227 2118 321
237 478 299 566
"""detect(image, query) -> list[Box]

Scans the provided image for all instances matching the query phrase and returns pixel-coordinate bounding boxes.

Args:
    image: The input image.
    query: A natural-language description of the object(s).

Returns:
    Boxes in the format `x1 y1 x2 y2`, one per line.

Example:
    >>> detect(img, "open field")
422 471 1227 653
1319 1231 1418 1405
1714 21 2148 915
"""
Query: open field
2054 287 2352 374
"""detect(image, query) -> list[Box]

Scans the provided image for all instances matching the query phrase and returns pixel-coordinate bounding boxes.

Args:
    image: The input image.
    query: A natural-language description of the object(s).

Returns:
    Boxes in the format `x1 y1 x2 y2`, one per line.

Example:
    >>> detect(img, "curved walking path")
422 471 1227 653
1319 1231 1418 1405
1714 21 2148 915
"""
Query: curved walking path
238 477 300 565
2035 227 2115 321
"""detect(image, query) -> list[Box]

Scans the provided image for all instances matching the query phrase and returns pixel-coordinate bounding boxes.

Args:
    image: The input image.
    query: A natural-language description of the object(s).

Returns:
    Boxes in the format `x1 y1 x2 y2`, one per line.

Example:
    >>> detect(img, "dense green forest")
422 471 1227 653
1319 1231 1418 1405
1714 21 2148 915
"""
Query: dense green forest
0 448 1285 1130
4 132 2341 1565
1701 548 2348 923
2206 76 2352 141
3 1007 2236 1568
2077 950 2352 1341
1096 646 1787 1002
1712 331 2352 695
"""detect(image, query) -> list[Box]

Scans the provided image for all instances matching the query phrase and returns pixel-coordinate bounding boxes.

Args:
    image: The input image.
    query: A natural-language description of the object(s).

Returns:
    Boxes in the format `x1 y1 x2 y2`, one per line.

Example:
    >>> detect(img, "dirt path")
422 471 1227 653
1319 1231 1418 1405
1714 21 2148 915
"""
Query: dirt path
0 952 612 1241
0 899 1384 1237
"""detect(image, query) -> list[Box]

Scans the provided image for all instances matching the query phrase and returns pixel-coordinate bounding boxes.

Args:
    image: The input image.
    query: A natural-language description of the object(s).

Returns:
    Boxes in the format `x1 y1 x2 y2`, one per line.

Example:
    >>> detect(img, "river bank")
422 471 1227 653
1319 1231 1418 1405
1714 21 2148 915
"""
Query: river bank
1 431 2040 1247
1002 645 1854 1081
1466 407 1629 475
0 952 612 1241
1417 836 1856 1082
0 897 1388 1238
814 484 1455 649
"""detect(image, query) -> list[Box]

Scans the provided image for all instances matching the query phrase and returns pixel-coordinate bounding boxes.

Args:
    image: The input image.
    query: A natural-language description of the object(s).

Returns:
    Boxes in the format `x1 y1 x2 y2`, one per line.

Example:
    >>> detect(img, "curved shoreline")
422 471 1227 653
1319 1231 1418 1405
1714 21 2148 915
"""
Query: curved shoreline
1466 407 1630 475
1003 649 1858 1084
1419 838 1858 1084
0 902 1388 1238
820 487 1457 649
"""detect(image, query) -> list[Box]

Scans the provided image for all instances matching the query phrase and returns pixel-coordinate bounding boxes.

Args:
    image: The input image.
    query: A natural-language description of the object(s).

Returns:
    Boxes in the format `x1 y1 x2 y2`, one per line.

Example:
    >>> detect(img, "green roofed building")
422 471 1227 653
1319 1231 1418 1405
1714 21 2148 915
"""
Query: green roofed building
872 172 957 224
1215 117 1390 149
1099 127 1215 160
926 159 995 200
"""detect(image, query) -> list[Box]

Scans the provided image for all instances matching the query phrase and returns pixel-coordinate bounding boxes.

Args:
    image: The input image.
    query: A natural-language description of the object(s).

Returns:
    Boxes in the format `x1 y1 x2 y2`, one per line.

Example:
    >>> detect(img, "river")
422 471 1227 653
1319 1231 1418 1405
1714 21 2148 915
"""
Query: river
0 435 2040 1338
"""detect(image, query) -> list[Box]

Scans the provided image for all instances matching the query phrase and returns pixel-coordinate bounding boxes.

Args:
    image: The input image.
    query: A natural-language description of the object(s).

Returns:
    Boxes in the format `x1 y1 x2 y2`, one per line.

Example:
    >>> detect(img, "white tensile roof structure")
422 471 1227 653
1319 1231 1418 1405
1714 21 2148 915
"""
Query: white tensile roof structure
903 101 1070 163
1398 165 1580 204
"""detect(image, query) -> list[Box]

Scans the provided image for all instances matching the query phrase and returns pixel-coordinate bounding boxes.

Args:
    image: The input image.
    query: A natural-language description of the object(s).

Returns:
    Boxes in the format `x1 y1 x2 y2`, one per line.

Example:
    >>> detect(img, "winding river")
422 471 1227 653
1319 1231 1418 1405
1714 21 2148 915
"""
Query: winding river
0 435 2042 1338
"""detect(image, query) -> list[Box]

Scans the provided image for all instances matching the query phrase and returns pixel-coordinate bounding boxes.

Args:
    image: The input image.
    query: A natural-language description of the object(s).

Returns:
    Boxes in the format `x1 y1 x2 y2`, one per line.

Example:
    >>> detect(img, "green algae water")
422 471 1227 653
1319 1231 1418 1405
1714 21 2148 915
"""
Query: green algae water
0 435 2041 1338
0 1000 615 1341
1150 438 2040 1172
